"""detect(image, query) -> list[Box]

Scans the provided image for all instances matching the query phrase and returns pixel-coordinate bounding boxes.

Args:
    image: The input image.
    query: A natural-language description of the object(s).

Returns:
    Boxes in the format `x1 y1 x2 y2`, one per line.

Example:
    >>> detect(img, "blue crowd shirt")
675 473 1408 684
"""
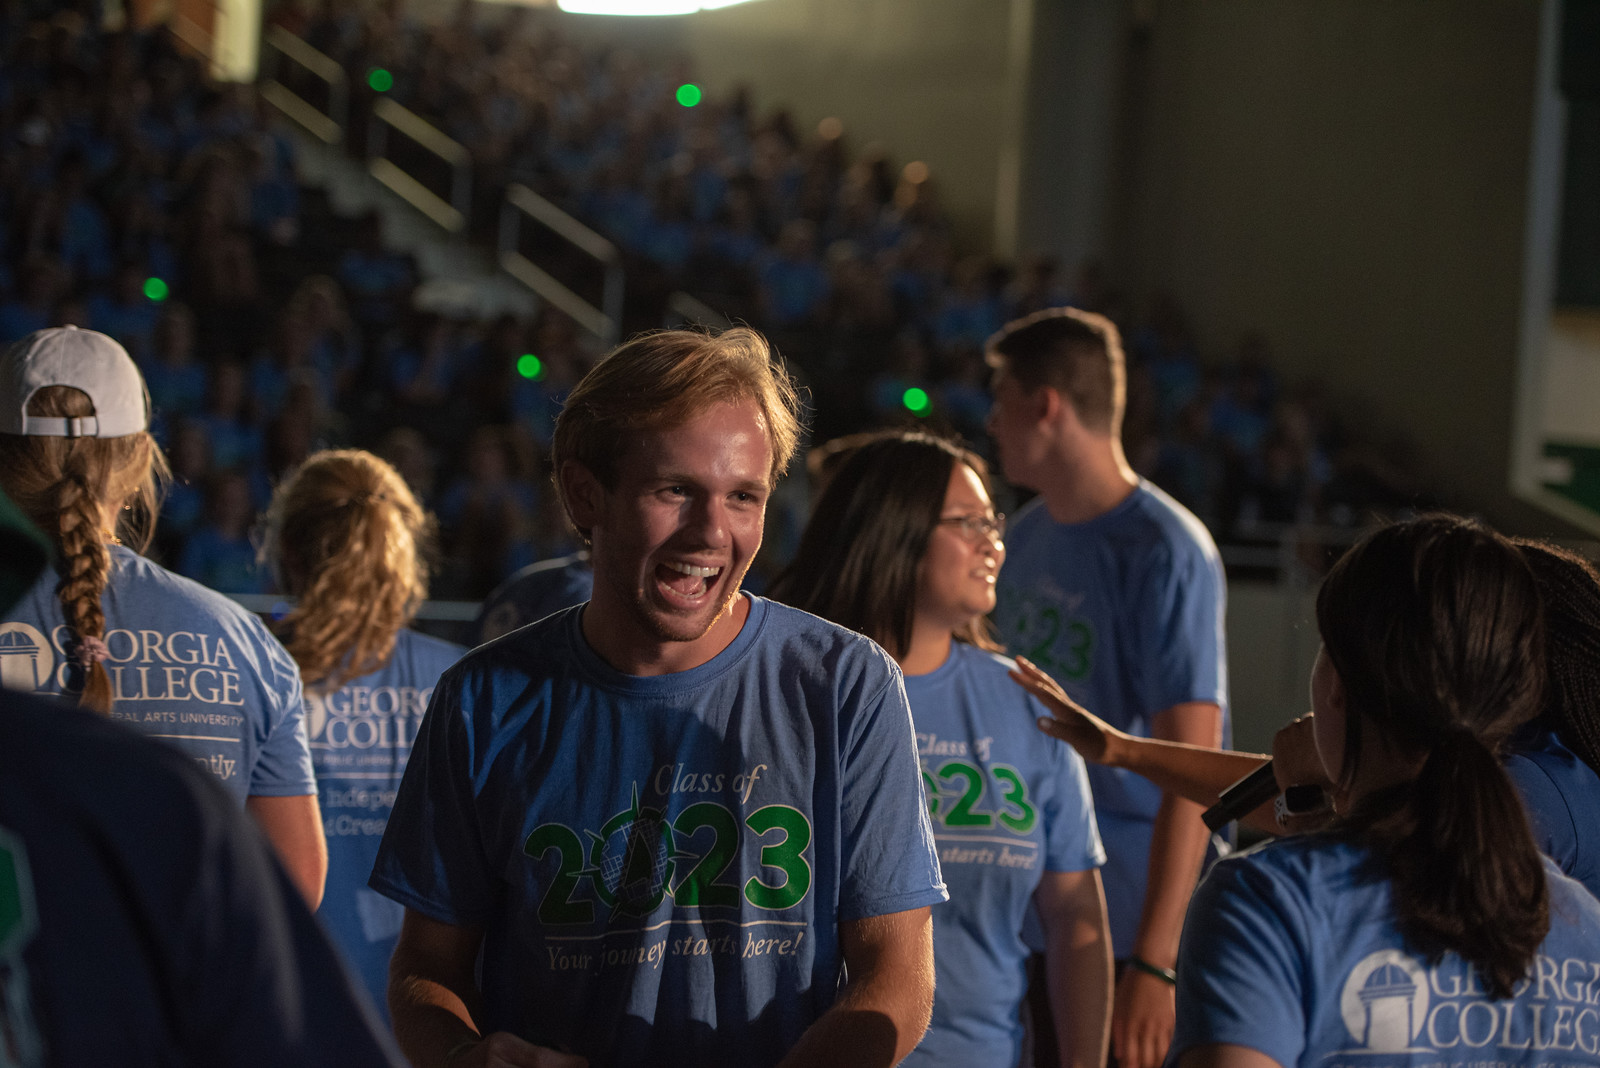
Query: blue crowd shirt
475 552 594 643
371 596 947 1066
900 643 1104 1068
1505 725 1600 900
311 628 464 1021
1172 837 1600 1066
0 545 314 803
994 481 1228 956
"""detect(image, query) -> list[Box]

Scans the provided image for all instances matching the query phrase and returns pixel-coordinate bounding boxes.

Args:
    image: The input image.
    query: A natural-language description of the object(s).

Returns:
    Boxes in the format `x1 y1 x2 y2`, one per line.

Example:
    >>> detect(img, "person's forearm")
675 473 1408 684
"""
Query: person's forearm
775 955 933 1068
1048 911 1113 1068
389 968 485 1068
1105 737 1267 815
1133 793 1212 968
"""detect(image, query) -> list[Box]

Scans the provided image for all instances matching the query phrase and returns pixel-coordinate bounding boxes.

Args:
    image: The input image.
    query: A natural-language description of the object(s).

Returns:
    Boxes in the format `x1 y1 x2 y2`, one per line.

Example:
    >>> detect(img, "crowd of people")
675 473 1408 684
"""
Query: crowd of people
3 6 1599 1068
0 0 1433 609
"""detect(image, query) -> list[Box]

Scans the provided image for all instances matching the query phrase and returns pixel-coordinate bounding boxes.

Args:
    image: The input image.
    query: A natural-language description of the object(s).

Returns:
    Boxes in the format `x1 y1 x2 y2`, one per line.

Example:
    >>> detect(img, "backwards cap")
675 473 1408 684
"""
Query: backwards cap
0 326 148 438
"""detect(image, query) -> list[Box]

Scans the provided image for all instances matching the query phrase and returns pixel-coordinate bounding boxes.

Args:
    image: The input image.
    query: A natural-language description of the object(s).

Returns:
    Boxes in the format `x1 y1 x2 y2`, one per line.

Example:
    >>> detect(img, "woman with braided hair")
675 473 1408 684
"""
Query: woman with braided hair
0 326 326 906
261 448 463 1019
1505 539 1600 898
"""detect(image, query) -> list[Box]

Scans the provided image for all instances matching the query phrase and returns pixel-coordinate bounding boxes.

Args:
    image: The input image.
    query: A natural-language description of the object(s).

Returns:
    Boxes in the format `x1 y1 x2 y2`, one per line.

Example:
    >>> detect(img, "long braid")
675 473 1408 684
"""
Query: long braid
55 448 113 711
0 384 166 715
1515 540 1600 778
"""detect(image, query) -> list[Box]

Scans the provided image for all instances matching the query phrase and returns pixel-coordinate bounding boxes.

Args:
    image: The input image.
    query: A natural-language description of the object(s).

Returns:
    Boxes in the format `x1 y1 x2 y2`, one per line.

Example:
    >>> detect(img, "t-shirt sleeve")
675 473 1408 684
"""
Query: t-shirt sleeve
368 671 497 925
1040 704 1106 873
836 661 948 922
1171 855 1307 1067
1503 753 1579 876
246 619 317 797
1133 539 1226 717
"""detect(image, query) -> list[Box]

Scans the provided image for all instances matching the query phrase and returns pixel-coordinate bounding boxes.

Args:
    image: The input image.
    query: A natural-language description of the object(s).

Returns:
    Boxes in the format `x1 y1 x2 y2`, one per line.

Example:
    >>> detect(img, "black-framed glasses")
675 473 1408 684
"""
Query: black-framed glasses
938 512 1006 544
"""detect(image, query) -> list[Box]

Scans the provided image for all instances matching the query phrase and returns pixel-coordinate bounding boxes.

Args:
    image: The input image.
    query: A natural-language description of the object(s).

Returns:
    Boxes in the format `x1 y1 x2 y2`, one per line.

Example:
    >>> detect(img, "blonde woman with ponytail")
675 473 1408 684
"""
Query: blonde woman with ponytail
0 327 327 906
262 448 462 1019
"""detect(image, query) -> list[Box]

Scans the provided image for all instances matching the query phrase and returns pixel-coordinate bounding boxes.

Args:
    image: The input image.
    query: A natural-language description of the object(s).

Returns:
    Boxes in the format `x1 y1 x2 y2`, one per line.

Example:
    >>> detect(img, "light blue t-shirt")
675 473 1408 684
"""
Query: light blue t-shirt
1505 725 1600 901
310 627 464 1021
900 642 1104 1068
994 482 1228 955
370 596 947 1067
0 545 314 803
1172 837 1600 1066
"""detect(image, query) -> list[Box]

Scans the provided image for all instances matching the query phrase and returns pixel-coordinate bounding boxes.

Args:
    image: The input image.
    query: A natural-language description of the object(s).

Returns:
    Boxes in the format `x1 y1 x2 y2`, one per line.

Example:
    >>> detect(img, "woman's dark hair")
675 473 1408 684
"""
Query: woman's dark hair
770 431 1000 660
1512 539 1600 779
1317 514 1548 998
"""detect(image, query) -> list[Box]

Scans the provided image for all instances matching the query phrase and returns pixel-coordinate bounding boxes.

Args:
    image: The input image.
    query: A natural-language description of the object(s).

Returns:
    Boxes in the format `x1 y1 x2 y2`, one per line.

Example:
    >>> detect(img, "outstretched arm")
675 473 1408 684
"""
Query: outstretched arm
777 907 935 1068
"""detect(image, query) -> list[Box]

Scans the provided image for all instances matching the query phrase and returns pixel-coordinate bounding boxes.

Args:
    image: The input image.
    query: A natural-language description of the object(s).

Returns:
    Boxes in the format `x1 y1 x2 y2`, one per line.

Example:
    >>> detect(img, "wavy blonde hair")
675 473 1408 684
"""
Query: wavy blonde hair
0 386 167 714
261 449 434 694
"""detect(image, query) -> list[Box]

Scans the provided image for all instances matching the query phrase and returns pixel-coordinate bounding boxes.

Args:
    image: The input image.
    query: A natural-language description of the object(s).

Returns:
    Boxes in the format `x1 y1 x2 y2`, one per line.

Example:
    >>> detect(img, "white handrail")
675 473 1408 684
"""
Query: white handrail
259 27 346 145
499 183 625 346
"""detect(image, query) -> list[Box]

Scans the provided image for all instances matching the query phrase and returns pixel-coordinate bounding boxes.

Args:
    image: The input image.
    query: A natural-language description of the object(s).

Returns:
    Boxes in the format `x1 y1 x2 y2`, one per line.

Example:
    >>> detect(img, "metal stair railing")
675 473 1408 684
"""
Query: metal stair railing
259 26 347 146
499 182 625 346
368 97 472 234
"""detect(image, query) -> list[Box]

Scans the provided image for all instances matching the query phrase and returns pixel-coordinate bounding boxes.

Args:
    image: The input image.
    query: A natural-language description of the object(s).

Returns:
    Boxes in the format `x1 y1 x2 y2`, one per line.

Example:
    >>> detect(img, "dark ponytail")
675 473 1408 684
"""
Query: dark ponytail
1318 515 1548 999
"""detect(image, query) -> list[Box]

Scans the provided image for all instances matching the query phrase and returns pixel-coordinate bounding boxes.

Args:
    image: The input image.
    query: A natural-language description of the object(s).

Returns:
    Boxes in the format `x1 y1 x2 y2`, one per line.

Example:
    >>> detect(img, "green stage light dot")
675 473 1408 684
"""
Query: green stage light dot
676 83 703 108
903 387 930 415
517 354 545 380
143 277 169 302
368 68 394 92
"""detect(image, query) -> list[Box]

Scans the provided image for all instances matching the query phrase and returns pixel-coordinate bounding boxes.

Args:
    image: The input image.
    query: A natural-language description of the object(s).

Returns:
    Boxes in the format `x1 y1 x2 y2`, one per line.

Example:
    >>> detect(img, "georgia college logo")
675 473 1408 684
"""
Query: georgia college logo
1339 950 1431 1053
0 623 52 694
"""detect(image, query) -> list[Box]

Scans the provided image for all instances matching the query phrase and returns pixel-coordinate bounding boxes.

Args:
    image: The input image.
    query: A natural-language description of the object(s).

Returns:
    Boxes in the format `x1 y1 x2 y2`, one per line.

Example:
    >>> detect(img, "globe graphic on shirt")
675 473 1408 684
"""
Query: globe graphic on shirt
1338 950 1430 1052
586 787 675 917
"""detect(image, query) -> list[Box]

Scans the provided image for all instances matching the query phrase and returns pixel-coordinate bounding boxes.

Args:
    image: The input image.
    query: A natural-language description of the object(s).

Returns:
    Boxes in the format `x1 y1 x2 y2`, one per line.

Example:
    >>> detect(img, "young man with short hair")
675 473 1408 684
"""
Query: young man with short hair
987 308 1228 1068
373 327 946 1068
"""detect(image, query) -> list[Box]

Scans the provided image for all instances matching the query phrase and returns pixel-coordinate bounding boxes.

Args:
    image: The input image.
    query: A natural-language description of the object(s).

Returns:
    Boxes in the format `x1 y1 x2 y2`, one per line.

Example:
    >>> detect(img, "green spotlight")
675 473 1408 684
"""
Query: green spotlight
517 354 545 380
143 277 169 302
368 68 394 92
903 387 930 416
676 83 703 107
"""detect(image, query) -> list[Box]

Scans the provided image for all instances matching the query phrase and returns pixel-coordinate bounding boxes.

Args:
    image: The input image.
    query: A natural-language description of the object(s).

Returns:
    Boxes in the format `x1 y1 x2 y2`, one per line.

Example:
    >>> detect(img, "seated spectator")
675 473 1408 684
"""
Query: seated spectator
0 256 69 344
178 469 266 594
193 361 264 474
436 424 538 598
88 259 163 360
336 211 415 331
758 218 830 329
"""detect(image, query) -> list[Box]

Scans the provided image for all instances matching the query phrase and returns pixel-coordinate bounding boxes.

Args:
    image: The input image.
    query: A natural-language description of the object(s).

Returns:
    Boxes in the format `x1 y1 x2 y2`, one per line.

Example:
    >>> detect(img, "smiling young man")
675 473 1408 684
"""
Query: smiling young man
986 308 1228 1068
371 328 946 1068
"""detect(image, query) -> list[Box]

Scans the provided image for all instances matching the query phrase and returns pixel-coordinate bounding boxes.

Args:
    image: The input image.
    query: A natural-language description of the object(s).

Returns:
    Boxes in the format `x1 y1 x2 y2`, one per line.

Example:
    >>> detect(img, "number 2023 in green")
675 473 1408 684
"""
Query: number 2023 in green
523 802 812 925
920 760 1036 834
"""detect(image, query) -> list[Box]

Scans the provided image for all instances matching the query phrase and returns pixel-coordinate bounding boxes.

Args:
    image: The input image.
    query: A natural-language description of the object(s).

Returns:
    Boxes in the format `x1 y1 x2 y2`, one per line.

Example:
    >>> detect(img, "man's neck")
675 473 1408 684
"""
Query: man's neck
1032 436 1139 525
582 593 751 677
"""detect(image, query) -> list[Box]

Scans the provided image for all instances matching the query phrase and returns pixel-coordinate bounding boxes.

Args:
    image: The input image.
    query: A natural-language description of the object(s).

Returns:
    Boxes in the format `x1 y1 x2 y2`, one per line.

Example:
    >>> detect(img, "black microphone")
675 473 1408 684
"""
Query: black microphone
1202 761 1278 832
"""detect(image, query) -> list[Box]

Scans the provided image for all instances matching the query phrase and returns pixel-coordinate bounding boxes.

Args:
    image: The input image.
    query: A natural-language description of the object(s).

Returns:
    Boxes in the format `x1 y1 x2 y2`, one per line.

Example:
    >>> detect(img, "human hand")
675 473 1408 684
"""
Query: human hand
1011 655 1123 765
447 1033 589 1068
1270 715 1337 833
1111 967 1175 1068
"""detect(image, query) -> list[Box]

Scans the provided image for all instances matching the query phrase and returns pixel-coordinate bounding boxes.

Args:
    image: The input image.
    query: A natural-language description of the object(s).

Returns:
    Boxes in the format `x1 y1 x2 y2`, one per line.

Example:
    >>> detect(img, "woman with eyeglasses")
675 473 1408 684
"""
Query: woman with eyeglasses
771 430 1112 1068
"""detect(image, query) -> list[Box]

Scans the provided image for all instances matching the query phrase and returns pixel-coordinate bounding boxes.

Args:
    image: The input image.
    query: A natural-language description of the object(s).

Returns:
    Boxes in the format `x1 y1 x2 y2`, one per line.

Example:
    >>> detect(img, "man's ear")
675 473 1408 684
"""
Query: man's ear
559 460 603 535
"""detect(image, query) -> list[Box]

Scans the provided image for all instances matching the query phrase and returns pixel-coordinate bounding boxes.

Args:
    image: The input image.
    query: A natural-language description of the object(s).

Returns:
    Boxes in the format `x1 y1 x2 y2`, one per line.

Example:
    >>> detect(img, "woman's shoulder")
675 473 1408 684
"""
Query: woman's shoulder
109 548 266 628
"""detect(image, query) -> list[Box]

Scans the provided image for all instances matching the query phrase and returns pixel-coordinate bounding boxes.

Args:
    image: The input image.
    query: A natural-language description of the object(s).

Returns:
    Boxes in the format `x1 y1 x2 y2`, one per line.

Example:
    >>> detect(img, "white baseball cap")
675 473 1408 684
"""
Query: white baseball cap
0 326 149 438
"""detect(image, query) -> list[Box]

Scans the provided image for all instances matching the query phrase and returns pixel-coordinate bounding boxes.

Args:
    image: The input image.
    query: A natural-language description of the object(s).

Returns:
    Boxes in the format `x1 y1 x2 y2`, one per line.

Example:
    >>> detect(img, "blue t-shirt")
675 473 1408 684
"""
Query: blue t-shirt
994 482 1228 955
475 552 595 643
0 545 314 803
310 628 464 1021
1172 837 1600 1067
371 596 947 1066
0 690 406 1068
900 643 1104 1068
1505 725 1600 900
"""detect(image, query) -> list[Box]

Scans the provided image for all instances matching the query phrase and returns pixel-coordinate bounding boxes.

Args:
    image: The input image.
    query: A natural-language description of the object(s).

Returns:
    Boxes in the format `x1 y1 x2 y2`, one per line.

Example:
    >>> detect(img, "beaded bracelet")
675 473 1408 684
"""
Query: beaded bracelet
1128 955 1178 985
